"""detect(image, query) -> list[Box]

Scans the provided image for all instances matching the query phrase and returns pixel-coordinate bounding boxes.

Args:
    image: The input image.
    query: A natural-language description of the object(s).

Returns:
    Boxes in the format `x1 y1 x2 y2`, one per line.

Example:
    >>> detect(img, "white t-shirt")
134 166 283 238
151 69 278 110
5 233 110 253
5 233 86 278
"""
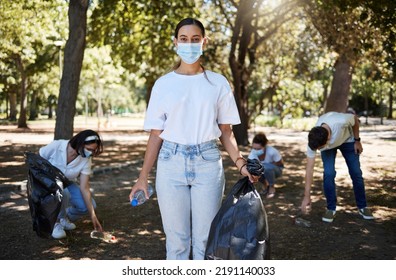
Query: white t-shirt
248 145 282 164
306 112 355 158
143 70 241 145
39 140 92 180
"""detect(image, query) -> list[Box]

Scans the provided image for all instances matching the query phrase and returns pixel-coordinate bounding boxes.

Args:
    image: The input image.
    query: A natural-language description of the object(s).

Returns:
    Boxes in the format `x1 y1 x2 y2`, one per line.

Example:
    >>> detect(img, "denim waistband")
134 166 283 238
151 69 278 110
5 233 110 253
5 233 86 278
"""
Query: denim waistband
162 140 218 155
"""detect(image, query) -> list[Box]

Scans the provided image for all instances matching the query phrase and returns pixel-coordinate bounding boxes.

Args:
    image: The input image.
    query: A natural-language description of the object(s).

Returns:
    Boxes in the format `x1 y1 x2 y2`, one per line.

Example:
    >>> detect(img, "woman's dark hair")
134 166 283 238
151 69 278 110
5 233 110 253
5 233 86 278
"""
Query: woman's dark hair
174 18 205 38
308 126 328 150
69 129 103 157
252 133 269 147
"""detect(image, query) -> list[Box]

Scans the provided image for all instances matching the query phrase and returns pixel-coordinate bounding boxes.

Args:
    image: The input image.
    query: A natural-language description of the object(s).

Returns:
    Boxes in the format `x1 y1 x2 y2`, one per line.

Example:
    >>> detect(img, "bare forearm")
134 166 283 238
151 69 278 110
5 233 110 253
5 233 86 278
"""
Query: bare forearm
304 157 315 197
78 174 94 214
353 115 360 139
219 124 258 182
304 172 313 197
219 124 244 168
139 130 163 180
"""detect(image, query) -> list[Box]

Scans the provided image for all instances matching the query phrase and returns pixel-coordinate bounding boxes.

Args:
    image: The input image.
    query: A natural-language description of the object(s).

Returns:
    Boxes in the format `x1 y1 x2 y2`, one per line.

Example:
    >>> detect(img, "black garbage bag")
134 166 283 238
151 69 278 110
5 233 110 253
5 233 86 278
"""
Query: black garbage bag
24 152 72 238
205 159 270 260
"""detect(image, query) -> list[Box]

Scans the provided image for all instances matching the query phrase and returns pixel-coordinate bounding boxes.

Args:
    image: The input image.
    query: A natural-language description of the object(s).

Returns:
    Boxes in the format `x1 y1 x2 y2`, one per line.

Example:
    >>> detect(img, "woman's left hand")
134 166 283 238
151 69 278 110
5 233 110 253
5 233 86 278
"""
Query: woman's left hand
240 165 259 183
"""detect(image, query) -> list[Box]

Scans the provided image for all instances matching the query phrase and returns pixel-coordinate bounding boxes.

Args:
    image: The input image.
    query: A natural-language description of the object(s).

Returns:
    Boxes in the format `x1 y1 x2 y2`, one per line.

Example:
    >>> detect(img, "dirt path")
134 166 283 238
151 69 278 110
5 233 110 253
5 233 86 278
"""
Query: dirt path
0 118 395 260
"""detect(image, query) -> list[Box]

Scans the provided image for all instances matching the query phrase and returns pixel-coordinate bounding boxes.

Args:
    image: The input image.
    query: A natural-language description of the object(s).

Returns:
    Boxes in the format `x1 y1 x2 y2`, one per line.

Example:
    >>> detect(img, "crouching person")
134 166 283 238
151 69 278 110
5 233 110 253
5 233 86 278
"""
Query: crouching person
39 129 104 239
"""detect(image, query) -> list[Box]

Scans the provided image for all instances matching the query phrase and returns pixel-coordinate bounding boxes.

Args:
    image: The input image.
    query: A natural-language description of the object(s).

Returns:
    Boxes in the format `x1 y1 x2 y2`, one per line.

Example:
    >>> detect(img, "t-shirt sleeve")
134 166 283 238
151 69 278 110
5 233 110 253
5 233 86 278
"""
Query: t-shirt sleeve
306 144 316 158
248 150 258 160
39 140 58 160
80 159 92 175
272 148 282 162
345 113 355 126
217 82 241 125
143 84 166 132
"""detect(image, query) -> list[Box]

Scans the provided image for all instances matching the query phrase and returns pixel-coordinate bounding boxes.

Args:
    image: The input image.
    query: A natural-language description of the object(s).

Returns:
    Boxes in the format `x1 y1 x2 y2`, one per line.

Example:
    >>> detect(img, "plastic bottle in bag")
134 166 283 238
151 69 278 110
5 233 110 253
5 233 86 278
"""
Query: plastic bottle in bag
131 184 154 207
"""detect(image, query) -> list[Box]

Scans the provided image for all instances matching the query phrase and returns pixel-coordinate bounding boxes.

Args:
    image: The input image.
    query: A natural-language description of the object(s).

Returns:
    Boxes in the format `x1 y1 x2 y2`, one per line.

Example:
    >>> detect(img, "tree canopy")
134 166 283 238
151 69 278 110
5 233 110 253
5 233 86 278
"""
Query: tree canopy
0 0 394 142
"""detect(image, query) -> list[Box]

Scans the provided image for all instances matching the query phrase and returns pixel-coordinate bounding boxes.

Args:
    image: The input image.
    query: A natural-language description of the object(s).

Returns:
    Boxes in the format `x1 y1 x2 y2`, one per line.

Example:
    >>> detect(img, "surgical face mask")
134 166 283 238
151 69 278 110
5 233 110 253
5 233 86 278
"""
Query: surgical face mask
253 149 265 157
80 148 92 158
84 148 93 158
176 42 203 64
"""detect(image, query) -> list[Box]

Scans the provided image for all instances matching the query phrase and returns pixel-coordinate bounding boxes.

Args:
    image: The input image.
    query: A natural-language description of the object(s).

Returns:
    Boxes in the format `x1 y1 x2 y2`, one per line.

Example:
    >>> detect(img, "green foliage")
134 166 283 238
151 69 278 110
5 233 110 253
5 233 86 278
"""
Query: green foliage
1 0 394 126
282 116 317 130
78 45 146 116
254 114 282 128
0 0 68 120
89 0 199 87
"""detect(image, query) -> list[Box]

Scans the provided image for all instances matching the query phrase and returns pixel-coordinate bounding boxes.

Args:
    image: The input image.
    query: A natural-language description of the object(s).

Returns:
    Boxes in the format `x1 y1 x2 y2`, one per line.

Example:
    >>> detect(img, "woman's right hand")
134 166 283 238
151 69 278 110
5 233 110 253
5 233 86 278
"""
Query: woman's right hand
301 195 311 214
92 216 103 232
129 178 149 202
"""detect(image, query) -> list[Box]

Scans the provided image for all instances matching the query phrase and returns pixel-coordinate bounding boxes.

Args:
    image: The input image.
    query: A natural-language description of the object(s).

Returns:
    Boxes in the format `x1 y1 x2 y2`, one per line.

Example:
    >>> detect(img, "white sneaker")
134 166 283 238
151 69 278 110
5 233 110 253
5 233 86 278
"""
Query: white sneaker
60 218 76 230
52 223 67 239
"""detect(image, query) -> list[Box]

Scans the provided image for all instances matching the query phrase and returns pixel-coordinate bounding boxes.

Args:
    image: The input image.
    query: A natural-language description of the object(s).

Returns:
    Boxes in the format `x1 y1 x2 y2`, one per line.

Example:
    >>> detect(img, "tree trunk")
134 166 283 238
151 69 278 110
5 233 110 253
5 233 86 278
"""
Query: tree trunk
15 55 28 128
54 0 88 140
9 92 17 121
29 91 38 120
48 94 56 119
388 87 393 119
145 76 155 106
324 55 353 113
321 79 329 110
228 0 257 146
232 93 250 146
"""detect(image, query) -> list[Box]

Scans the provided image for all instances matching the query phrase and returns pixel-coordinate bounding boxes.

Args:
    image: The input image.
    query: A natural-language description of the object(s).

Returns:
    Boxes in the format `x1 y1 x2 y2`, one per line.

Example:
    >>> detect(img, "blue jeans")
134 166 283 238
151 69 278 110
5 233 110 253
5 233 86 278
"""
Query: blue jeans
63 183 97 222
260 163 283 186
156 140 225 260
320 142 367 211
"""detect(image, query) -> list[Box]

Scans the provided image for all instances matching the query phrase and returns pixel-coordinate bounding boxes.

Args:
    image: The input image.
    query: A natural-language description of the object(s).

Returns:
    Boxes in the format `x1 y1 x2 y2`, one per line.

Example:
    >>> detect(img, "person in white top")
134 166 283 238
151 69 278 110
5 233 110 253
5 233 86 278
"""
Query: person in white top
300 112 374 223
128 18 258 260
248 133 284 198
39 129 104 239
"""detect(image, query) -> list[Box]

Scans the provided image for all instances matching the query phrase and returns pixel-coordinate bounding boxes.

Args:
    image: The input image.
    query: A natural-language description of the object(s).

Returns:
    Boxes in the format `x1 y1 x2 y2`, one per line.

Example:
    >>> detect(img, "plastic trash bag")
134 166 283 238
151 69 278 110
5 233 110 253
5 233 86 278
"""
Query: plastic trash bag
24 152 72 238
205 176 270 260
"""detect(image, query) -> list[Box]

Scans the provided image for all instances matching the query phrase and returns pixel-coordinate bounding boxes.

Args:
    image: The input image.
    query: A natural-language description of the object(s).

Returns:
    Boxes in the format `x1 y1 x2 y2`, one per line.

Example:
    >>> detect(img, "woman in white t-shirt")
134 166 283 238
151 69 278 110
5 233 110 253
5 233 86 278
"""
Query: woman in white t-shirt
128 18 258 260
39 129 103 239
248 133 284 198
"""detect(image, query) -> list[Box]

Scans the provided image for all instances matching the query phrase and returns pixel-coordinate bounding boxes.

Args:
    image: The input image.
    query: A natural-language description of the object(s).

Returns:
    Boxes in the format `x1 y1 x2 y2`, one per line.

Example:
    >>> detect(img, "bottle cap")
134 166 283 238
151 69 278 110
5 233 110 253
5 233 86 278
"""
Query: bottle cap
131 199 138 207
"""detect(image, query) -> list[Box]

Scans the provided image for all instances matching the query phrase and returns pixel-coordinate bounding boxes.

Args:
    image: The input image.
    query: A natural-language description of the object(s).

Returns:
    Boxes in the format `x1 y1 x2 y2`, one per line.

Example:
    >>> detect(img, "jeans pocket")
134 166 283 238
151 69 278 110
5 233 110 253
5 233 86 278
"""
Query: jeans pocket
158 147 172 161
201 148 221 162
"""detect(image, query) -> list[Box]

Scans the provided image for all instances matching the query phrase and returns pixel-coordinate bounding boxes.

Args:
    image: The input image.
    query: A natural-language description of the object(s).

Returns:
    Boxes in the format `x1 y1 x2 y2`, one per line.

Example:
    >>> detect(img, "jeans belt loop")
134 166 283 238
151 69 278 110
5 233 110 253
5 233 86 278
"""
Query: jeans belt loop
173 142 178 155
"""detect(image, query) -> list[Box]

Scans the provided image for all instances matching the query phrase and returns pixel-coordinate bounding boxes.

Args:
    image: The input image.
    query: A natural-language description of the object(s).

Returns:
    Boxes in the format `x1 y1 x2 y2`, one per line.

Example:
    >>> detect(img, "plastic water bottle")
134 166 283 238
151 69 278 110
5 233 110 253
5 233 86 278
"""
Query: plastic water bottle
294 217 312 228
90 230 116 242
131 184 154 207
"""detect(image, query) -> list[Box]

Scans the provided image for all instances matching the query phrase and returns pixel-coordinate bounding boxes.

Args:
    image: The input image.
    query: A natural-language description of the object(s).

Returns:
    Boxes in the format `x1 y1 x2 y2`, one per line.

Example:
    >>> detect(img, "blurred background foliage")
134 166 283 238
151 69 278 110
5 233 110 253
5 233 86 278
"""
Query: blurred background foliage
0 0 394 142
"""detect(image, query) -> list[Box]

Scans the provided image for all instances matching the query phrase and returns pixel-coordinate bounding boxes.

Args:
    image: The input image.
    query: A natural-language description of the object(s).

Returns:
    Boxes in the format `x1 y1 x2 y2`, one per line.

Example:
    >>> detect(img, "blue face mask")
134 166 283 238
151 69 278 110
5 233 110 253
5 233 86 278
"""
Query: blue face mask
254 149 265 157
176 43 203 64
84 148 92 158
80 148 92 158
